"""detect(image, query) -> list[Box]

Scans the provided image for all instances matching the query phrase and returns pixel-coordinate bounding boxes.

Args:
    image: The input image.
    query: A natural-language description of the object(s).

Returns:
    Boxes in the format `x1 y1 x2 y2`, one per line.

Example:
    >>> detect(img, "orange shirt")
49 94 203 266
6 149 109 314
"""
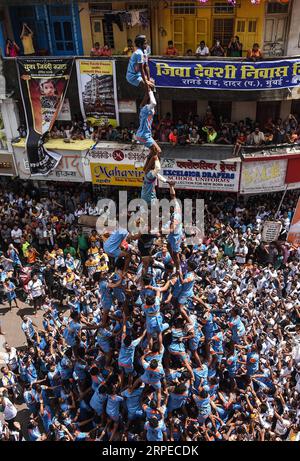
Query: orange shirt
27 249 37 264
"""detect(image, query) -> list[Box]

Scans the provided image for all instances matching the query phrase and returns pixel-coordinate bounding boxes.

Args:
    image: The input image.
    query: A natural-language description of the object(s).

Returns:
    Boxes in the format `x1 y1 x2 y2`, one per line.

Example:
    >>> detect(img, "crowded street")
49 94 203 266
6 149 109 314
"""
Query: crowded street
1 0 300 447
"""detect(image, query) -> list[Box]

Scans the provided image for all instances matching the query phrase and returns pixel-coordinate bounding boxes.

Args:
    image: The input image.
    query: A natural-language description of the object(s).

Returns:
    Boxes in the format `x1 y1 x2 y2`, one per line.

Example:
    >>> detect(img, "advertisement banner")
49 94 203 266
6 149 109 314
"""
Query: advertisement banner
90 162 144 187
287 198 300 246
158 159 240 192
262 221 282 243
149 59 300 91
76 60 119 127
17 58 73 175
15 147 85 182
240 159 287 194
83 143 148 182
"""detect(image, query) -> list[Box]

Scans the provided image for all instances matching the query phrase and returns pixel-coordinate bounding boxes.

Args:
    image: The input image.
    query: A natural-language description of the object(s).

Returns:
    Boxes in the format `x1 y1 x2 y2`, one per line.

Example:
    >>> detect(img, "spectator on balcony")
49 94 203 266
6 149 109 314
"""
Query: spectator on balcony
165 40 178 56
202 125 217 143
233 130 247 156
158 123 170 142
227 36 242 57
187 128 200 144
106 125 119 141
5 39 20 58
284 114 298 132
169 128 178 146
216 126 232 144
264 129 274 145
246 127 265 146
123 39 134 57
210 40 225 57
195 41 209 57
286 128 299 144
160 112 174 129
99 42 112 57
63 124 72 139
247 43 263 61
50 126 63 139
185 49 194 57
71 127 85 141
274 124 286 144
20 23 35 56
90 42 102 56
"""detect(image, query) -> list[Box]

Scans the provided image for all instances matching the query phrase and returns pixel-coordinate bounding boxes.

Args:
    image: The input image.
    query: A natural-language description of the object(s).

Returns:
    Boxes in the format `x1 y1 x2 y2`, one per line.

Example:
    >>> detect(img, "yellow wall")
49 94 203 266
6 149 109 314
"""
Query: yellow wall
154 0 264 55
78 0 265 56
235 0 264 56
79 2 93 55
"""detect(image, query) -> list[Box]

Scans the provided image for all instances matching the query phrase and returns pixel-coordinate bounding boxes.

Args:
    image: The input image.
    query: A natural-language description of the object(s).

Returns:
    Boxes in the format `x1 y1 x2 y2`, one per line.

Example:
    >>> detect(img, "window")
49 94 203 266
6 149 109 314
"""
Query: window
214 2 234 14
173 2 196 15
103 19 114 48
267 2 289 14
213 18 234 45
94 21 102 33
53 21 74 52
237 20 245 33
248 20 257 33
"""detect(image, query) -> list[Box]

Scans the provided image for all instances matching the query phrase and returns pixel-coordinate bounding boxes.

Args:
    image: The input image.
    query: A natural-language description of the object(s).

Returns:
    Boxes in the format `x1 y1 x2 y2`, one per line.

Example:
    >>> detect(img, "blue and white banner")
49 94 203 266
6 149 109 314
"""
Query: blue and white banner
149 59 300 90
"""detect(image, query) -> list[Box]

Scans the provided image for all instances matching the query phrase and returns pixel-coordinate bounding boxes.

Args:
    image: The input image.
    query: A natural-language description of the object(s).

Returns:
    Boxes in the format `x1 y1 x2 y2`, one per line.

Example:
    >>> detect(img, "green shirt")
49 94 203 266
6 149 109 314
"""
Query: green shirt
78 235 88 250
64 246 77 258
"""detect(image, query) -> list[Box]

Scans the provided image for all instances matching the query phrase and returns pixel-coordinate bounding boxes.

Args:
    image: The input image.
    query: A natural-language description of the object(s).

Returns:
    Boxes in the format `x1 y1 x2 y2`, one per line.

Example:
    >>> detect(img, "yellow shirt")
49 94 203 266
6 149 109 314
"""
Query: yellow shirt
22 33 35 55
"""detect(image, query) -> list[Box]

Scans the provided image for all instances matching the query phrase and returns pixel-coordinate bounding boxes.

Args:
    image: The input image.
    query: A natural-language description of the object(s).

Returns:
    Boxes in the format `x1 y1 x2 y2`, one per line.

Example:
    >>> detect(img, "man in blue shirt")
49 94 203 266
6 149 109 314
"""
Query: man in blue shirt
126 35 153 91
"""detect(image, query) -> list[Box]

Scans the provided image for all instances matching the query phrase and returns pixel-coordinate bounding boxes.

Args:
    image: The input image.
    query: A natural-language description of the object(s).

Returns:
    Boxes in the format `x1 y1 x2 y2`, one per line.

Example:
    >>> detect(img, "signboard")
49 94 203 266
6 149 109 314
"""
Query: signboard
158 159 240 192
287 198 300 246
83 142 148 182
76 60 119 127
16 148 84 182
149 58 300 91
90 162 144 187
17 58 73 175
240 159 287 194
262 221 282 243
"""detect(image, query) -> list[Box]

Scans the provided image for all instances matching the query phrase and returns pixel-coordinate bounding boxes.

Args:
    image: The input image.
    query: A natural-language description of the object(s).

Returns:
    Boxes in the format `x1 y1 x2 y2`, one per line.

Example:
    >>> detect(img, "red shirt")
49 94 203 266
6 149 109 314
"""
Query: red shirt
165 47 178 56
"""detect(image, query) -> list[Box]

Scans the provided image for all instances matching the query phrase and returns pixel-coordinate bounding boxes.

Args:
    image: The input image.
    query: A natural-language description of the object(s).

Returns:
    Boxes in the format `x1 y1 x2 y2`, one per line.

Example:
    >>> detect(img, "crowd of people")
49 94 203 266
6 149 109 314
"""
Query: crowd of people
164 37 263 60
18 108 300 155
0 180 300 442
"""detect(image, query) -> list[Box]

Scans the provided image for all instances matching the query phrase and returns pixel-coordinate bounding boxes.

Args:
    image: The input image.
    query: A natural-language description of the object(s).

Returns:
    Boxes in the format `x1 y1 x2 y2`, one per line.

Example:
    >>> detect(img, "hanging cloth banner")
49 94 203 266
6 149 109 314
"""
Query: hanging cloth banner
76 59 119 127
148 59 300 91
16 58 74 176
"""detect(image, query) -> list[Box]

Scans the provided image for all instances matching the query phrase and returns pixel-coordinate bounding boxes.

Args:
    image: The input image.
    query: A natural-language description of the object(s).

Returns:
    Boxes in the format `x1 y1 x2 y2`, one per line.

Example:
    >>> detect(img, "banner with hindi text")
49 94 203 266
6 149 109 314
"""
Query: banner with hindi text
149 59 300 91
17 58 73 175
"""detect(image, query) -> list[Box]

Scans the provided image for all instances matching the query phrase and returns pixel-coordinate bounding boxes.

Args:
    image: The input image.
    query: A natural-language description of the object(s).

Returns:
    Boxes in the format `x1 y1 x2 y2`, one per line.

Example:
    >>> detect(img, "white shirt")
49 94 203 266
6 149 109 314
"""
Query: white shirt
28 279 43 298
11 228 22 243
2 397 17 421
196 46 209 55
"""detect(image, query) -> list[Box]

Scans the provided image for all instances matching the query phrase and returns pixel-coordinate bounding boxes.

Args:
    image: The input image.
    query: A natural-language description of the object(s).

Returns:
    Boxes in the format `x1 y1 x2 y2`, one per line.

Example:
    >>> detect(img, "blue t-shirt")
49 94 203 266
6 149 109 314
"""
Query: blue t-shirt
126 48 146 80
122 387 144 415
104 228 128 253
106 394 123 418
136 104 155 142
141 170 157 205
63 320 81 347
118 337 142 368
145 419 166 441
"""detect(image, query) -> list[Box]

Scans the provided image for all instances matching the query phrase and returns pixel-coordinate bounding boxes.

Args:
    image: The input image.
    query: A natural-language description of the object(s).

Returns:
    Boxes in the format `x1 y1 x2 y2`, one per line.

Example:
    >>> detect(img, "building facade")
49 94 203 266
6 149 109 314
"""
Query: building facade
0 1 295 58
